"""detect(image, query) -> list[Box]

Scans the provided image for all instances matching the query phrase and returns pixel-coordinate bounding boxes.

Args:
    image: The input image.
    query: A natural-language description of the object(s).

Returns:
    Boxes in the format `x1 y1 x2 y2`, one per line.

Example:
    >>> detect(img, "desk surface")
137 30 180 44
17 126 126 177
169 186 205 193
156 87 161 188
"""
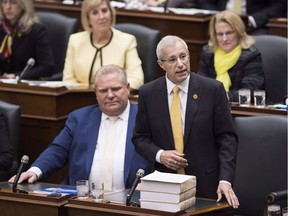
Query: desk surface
230 104 287 117
0 182 230 216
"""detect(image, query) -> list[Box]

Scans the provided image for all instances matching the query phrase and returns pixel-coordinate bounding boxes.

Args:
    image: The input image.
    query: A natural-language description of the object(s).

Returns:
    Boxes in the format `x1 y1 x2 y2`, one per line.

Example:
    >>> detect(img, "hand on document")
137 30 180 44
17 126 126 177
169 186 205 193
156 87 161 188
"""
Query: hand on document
160 150 188 171
217 182 240 209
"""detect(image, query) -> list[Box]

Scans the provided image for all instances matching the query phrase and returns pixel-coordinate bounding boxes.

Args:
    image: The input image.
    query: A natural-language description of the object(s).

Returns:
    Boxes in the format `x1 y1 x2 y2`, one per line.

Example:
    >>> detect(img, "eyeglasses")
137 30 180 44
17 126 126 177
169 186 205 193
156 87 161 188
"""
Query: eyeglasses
216 31 235 37
2 0 17 5
160 52 189 65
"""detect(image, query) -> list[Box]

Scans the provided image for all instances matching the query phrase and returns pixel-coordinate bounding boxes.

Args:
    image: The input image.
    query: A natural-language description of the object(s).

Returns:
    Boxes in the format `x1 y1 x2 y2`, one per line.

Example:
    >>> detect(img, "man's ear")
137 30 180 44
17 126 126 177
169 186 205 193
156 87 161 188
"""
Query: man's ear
157 59 164 70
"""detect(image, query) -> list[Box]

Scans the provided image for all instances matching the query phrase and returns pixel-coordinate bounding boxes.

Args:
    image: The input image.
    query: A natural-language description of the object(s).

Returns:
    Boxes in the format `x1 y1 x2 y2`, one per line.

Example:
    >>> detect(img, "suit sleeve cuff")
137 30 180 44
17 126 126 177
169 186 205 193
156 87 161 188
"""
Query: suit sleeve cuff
156 149 164 163
219 180 231 186
28 166 43 179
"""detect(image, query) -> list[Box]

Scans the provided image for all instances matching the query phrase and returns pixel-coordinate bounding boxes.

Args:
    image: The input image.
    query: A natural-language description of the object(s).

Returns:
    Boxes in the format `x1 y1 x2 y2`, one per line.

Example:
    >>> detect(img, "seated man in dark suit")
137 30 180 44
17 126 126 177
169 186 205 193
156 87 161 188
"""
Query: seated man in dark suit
9 64 151 191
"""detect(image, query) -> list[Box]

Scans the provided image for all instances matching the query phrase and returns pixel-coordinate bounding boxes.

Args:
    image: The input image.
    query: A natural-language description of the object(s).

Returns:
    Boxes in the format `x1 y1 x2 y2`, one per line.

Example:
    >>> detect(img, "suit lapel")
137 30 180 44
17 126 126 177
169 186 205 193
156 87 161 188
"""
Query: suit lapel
184 74 201 144
123 103 136 185
156 78 175 146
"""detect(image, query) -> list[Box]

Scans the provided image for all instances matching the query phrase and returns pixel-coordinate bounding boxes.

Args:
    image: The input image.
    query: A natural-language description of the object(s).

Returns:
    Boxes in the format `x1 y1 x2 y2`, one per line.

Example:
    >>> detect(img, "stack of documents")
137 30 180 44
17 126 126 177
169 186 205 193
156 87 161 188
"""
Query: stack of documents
140 171 196 212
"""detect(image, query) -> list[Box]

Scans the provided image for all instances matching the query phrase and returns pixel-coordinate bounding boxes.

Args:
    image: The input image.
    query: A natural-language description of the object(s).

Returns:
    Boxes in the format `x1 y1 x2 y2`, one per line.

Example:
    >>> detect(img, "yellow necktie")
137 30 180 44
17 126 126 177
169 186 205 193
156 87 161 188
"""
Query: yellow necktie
233 0 242 14
170 86 185 174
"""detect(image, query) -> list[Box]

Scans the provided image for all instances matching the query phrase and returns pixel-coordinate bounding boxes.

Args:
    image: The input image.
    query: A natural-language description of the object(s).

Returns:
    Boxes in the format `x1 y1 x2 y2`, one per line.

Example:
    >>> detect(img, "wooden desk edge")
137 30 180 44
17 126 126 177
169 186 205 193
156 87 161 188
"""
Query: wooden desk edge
66 196 230 216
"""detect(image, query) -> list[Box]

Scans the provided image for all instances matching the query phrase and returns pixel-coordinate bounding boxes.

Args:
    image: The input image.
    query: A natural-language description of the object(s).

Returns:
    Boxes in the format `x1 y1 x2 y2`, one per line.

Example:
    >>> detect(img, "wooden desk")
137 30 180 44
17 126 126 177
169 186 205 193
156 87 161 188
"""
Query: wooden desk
0 182 70 216
266 18 288 38
0 82 96 183
231 105 288 117
65 190 231 216
0 182 230 216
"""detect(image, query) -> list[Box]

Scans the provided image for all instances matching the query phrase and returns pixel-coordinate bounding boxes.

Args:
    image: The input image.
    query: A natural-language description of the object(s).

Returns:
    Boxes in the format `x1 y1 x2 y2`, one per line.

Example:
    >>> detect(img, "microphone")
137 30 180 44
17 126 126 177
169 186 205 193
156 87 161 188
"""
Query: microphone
18 58 35 82
12 155 29 193
163 0 169 13
126 169 145 206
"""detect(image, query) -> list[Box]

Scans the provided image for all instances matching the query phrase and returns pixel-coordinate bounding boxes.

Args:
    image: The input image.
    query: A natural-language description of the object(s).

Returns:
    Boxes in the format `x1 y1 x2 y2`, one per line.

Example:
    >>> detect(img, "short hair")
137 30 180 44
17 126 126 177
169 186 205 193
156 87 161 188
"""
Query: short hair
156 35 188 60
94 64 128 87
81 0 116 32
208 10 255 51
0 0 38 33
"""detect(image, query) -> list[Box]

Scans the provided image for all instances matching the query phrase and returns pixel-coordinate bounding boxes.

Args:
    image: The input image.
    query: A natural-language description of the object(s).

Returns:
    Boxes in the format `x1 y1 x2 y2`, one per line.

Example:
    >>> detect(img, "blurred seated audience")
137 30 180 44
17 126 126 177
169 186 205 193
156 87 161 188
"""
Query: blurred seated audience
144 0 287 35
0 112 13 181
62 0 144 91
197 10 264 102
9 64 151 191
0 0 54 79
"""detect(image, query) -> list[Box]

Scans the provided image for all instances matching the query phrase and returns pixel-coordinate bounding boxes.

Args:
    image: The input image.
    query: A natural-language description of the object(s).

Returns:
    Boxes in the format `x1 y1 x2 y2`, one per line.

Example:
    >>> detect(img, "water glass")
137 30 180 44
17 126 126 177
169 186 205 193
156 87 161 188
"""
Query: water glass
76 180 89 200
238 88 251 106
91 181 104 203
267 205 281 216
254 90 266 107
283 207 288 216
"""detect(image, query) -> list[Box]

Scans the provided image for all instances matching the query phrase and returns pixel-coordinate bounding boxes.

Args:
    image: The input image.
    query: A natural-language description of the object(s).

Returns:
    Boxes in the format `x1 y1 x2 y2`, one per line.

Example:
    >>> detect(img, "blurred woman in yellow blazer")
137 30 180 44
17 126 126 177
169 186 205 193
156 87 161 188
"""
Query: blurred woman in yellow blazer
62 0 144 91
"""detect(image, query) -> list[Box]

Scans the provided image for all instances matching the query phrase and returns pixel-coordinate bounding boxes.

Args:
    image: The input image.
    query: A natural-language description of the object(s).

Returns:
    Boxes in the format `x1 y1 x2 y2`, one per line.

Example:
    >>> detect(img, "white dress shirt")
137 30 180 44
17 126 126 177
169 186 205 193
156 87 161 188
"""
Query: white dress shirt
89 103 130 191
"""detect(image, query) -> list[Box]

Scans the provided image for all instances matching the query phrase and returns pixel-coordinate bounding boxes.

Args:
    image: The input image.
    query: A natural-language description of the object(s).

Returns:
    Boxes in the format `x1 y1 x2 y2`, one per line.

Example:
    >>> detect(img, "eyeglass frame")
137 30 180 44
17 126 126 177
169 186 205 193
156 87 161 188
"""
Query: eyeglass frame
215 30 235 37
159 52 190 65
2 0 18 5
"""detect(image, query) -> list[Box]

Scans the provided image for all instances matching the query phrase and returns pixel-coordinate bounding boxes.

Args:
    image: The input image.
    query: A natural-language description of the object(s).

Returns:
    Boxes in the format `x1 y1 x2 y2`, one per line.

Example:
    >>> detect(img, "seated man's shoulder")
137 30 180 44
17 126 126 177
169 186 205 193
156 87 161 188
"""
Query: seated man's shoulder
70 104 100 117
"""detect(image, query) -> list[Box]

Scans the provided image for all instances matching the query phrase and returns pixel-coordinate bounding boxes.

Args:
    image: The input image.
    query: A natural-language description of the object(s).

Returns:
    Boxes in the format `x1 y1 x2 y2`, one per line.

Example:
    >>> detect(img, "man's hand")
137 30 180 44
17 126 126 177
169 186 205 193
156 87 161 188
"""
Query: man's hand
217 182 240 209
8 171 38 184
160 150 188 171
2 73 16 79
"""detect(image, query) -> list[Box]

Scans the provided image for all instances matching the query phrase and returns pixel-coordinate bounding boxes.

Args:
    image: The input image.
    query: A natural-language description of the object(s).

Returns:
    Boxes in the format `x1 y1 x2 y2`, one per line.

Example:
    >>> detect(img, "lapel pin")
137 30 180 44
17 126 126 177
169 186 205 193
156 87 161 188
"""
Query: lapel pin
193 94 198 100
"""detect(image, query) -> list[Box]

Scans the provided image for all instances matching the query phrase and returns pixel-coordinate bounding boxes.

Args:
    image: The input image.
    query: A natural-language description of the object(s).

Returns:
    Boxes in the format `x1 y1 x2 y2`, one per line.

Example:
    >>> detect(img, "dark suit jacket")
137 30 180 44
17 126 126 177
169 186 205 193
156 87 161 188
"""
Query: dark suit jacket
197 0 287 28
32 103 151 188
197 44 264 102
0 112 13 171
132 73 238 199
0 23 54 79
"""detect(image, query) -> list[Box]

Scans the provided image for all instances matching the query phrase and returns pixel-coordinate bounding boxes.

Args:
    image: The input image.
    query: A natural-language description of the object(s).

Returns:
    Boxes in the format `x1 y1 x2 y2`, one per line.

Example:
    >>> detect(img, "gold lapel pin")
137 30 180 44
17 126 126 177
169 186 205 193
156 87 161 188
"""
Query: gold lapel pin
193 94 198 100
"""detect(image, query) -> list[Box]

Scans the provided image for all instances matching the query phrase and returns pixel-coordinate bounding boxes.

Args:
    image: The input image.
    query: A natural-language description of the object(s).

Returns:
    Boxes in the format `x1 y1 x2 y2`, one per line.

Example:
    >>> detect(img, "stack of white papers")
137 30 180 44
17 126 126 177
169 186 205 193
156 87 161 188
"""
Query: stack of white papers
140 171 197 212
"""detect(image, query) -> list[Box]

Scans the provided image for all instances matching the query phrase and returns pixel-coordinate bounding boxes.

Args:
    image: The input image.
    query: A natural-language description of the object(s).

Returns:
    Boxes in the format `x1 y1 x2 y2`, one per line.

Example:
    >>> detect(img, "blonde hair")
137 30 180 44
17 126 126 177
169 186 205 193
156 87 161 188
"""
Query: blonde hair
81 0 115 32
208 10 255 51
0 0 38 33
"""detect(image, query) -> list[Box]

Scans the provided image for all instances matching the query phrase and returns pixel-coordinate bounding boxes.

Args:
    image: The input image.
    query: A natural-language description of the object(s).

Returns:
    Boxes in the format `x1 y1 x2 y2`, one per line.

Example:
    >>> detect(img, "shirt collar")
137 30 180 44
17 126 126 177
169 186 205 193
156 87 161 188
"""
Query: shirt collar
166 74 190 95
101 102 130 122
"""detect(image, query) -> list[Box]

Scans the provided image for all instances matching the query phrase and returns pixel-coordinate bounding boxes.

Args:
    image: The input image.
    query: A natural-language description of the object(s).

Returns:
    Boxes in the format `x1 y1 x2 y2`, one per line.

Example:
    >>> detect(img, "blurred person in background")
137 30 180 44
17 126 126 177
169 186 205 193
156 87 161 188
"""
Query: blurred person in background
62 0 144 92
145 0 287 35
197 10 264 102
0 0 54 79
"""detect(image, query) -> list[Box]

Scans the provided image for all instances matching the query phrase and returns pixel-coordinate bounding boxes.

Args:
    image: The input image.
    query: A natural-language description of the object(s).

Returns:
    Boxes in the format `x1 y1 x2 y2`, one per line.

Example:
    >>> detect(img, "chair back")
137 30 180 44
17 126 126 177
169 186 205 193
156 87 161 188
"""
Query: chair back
0 101 21 180
115 23 161 83
36 12 78 80
233 115 287 216
254 35 288 104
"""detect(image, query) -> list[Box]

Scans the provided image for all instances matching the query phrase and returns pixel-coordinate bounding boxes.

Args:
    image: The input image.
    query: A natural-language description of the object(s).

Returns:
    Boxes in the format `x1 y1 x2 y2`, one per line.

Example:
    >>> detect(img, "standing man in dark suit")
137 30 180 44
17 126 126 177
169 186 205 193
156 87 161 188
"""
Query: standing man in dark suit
132 36 239 208
9 64 150 191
